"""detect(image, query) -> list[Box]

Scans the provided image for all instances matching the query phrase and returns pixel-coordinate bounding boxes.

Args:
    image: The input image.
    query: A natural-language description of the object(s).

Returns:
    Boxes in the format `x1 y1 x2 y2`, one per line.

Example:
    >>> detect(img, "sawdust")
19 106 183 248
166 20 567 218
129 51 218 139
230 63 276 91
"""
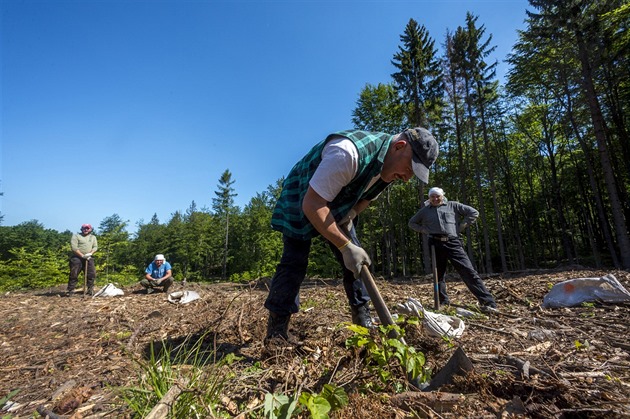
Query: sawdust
1 268 629 418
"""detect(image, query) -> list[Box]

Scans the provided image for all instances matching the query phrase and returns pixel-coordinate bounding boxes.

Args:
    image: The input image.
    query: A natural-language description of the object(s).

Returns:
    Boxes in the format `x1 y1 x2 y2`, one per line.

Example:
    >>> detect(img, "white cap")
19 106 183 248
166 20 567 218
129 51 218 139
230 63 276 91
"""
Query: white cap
428 187 445 197
154 254 166 261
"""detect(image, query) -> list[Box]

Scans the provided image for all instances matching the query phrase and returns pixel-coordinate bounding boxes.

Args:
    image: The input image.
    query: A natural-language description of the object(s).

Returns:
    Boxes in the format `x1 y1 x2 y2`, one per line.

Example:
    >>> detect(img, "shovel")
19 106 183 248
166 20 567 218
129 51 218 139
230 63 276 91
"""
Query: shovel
430 243 440 310
359 265 434 389
359 265 403 341
359 265 473 391
83 259 88 296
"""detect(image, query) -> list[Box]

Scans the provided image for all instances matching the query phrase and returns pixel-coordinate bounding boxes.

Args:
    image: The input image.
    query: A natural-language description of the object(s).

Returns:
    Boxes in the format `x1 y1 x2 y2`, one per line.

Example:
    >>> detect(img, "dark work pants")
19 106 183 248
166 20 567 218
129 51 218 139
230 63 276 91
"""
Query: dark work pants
432 238 496 307
140 277 174 291
68 256 96 291
264 226 370 316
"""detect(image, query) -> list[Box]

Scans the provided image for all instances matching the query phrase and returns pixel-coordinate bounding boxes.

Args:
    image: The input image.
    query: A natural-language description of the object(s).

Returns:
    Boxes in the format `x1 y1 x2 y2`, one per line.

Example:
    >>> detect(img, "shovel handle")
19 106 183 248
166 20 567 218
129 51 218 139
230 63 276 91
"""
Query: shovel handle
431 244 440 311
360 265 423 387
84 259 88 296
359 265 403 341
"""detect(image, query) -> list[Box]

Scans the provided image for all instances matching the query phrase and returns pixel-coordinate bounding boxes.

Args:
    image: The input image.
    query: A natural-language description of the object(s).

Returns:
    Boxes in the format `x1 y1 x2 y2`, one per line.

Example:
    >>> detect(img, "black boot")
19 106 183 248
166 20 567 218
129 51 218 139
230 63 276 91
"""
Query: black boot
351 303 374 329
265 312 302 347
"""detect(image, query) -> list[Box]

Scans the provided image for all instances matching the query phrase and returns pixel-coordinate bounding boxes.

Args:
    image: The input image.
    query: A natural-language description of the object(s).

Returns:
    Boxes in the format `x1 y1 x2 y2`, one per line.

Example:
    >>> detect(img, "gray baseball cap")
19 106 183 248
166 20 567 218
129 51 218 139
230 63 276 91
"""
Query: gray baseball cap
403 127 439 183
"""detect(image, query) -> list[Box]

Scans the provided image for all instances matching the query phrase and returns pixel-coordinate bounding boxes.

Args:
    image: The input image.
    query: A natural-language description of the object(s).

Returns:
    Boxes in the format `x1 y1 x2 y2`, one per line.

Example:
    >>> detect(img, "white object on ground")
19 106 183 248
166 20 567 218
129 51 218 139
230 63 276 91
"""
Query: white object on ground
167 290 200 305
93 283 124 297
397 297 465 339
455 307 476 318
542 273 630 308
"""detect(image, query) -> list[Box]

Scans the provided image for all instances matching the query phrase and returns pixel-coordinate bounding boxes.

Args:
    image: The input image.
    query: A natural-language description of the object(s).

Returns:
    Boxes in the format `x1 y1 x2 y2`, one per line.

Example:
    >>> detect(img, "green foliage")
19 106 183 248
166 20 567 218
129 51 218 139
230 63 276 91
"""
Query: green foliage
101 265 143 287
98 214 131 277
0 389 20 414
345 322 430 390
308 237 341 279
230 183 283 280
2 0 630 282
352 82 406 132
118 333 232 418
0 221 69 261
298 392 331 419
263 393 298 419
319 383 349 412
0 247 67 291
574 340 590 351
264 384 348 419
391 18 444 127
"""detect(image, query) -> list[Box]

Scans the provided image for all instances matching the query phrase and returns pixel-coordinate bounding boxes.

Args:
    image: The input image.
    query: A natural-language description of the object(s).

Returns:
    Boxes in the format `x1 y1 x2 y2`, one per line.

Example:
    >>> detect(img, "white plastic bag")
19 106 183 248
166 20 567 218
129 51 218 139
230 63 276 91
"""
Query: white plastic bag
93 283 124 297
397 298 465 339
542 274 630 308
167 290 200 305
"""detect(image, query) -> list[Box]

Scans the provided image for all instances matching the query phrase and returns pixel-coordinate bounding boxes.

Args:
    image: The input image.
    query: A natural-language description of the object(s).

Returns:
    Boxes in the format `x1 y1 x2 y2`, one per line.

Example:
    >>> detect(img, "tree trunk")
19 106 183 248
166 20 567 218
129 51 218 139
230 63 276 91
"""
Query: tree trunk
563 83 620 267
477 87 507 272
468 104 493 274
576 29 630 268
222 214 229 280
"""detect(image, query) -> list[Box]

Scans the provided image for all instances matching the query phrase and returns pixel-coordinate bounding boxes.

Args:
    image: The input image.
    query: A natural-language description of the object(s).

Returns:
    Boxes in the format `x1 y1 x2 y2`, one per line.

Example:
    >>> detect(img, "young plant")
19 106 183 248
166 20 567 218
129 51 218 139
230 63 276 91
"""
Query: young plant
298 392 331 419
574 339 590 351
0 388 20 418
263 383 348 419
263 392 298 419
345 322 430 391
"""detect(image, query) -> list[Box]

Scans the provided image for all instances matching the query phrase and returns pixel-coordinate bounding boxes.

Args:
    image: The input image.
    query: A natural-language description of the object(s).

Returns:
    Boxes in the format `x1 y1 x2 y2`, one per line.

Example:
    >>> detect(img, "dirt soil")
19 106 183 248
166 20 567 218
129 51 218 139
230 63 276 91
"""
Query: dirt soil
1 268 629 418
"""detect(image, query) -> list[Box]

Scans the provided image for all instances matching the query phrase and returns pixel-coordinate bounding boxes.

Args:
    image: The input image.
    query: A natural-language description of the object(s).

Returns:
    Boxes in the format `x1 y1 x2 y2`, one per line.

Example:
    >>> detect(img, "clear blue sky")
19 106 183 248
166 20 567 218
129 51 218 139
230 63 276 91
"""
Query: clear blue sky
1 0 529 234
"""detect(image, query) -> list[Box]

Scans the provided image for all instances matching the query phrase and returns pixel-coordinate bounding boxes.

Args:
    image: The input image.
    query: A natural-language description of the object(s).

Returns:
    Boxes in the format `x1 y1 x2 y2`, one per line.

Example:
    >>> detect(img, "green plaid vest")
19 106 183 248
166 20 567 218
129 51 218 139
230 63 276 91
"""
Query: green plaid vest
271 130 393 240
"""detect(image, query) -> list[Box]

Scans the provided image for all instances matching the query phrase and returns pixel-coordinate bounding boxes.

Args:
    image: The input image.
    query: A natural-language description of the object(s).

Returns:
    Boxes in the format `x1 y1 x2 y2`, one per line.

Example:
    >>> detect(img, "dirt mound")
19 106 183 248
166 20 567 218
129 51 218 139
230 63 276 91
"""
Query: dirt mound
1 269 629 418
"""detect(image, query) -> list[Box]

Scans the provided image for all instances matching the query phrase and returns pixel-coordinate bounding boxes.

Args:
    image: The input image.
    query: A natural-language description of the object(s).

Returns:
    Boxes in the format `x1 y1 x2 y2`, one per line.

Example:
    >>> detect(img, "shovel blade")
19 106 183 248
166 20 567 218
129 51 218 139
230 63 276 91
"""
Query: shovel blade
423 347 473 392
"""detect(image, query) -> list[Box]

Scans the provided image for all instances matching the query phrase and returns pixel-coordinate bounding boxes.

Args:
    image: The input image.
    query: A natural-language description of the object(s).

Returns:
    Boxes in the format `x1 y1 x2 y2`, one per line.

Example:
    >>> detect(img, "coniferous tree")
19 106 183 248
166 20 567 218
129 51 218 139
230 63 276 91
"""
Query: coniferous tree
391 18 444 275
452 13 502 273
237 182 282 278
391 18 444 128
526 0 630 268
212 170 237 280
98 214 130 278
133 214 169 274
0 183 4 225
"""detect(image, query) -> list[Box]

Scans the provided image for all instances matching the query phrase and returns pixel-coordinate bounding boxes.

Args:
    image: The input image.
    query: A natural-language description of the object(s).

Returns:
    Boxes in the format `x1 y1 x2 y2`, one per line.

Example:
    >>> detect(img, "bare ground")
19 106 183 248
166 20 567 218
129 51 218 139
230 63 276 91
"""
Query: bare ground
1 268 629 418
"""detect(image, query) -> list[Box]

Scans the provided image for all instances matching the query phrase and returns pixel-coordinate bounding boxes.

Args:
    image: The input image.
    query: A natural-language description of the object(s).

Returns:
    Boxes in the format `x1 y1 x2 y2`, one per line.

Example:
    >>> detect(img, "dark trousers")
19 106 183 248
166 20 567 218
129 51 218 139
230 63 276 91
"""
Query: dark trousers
140 277 173 290
68 256 96 291
264 227 370 316
432 238 496 307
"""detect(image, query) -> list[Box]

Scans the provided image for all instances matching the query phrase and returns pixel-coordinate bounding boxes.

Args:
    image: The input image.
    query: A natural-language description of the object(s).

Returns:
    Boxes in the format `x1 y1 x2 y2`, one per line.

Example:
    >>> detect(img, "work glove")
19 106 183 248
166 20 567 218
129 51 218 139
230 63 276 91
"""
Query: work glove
338 209 357 237
339 241 371 278
84 253 92 260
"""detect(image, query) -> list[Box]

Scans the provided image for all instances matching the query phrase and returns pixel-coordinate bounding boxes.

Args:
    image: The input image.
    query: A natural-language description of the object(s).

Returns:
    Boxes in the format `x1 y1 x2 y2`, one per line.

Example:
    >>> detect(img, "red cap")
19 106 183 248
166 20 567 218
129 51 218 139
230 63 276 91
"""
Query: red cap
81 224 92 230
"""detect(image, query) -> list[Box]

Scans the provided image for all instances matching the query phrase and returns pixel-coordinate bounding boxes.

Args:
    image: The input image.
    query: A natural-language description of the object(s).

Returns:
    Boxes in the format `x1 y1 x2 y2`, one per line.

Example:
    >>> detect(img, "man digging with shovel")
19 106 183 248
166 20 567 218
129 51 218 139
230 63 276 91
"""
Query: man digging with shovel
263 127 439 347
